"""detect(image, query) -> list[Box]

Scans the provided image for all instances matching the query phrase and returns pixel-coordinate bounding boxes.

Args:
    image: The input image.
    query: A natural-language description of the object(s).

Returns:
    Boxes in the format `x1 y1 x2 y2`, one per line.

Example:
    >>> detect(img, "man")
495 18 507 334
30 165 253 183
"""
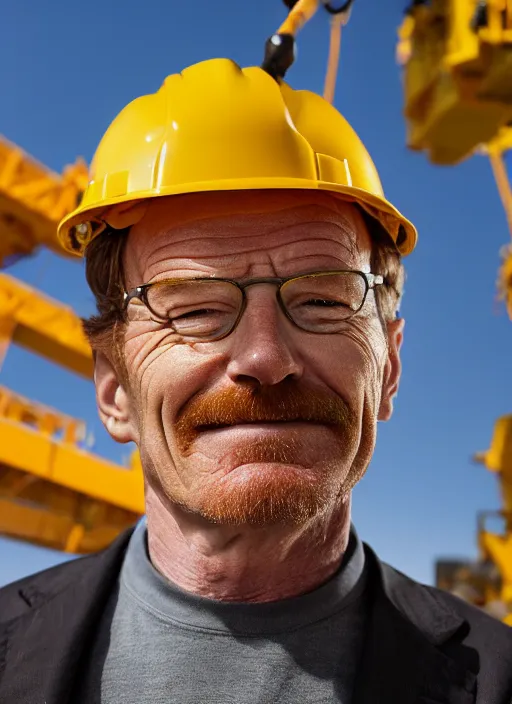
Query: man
0 58 511 704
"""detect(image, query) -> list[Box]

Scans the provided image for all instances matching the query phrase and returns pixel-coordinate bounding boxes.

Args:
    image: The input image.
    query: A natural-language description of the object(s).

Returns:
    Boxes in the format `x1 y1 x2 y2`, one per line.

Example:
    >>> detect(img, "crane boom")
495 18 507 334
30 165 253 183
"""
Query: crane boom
0 136 88 265
0 273 93 378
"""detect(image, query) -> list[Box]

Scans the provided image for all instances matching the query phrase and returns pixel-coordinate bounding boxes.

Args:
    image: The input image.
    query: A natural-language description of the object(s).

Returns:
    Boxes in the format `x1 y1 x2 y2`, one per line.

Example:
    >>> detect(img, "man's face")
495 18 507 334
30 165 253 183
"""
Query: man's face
98 191 402 527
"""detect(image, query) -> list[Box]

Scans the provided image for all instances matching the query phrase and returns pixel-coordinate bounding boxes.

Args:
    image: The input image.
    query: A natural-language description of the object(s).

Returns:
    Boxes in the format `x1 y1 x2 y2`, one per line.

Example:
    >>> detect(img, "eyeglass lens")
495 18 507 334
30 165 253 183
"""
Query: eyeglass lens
140 272 367 340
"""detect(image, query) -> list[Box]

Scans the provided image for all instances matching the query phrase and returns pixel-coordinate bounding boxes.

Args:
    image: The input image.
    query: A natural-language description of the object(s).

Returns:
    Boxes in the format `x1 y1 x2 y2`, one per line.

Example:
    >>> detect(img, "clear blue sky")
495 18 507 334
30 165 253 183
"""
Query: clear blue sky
1 0 511 588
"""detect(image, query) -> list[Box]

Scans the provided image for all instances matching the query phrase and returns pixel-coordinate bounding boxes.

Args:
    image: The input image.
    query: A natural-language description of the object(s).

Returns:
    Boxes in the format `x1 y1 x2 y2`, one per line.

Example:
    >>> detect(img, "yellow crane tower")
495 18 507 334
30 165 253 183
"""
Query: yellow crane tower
397 0 512 624
0 136 144 554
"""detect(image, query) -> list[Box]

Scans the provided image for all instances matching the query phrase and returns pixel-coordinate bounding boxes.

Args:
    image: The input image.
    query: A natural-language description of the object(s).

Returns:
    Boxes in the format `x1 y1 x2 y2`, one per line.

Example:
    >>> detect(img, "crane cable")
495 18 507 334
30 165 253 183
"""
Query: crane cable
484 125 512 240
489 150 512 237
323 12 345 103
261 0 355 104
277 0 321 37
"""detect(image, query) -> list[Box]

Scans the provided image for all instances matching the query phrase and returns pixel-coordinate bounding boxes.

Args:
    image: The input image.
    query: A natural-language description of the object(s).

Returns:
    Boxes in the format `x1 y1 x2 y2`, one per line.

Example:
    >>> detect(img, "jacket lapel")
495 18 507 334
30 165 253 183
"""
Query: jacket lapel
0 528 133 704
353 545 477 704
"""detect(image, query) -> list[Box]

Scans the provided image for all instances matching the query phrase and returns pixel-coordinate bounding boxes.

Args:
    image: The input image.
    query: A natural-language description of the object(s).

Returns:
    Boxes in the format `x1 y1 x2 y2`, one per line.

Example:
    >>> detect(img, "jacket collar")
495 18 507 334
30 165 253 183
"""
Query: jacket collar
353 544 477 704
0 529 477 704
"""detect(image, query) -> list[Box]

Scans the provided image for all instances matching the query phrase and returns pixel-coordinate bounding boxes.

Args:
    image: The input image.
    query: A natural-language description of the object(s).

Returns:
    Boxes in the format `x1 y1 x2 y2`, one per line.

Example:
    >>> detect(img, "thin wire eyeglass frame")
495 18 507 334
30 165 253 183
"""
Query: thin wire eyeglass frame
123 270 384 342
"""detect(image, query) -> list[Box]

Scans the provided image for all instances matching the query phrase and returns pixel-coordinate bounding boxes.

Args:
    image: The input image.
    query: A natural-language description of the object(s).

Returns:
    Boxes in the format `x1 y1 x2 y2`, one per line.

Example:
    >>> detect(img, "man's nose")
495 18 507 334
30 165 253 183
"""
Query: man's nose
225 287 304 387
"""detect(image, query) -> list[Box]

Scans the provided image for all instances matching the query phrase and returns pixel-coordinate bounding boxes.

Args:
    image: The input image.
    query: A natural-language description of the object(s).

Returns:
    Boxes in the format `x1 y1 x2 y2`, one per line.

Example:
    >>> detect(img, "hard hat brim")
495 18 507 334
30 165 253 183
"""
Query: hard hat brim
59 179 417 257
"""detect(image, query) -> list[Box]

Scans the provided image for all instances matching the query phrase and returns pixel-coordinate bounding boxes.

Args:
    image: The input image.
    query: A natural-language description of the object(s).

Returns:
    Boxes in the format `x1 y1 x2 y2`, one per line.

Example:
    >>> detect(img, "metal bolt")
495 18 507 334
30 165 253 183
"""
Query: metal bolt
74 221 92 244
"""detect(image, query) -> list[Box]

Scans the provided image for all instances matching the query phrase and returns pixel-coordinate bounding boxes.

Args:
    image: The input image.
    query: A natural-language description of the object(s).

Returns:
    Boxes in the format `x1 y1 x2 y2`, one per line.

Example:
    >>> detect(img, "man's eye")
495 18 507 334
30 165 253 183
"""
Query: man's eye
304 298 350 308
172 309 215 320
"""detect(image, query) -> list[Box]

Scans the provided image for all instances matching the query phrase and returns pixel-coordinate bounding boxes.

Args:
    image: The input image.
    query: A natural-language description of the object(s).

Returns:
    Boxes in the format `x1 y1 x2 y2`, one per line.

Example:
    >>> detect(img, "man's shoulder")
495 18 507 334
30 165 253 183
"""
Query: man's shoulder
0 551 98 622
0 528 134 624
377 555 512 647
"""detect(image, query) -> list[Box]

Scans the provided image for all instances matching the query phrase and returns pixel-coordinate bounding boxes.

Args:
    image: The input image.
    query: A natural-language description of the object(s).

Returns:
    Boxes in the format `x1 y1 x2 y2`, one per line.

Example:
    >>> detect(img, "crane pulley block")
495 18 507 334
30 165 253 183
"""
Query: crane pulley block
398 0 512 165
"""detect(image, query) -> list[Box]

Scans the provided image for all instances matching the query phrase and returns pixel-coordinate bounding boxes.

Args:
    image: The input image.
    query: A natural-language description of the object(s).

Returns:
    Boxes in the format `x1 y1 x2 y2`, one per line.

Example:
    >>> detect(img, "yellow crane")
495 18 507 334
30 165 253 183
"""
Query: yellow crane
473 416 512 625
396 0 512 623
0 137 88 265
397 0 512 312
0 136 144 554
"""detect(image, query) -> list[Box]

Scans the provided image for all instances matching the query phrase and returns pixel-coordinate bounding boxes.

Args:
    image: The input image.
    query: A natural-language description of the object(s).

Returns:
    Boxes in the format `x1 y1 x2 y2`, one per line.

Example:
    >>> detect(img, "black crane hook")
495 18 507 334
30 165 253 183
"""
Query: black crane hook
263 0 356 81
282 0 355 12
261 33 296 81
323 0 355 15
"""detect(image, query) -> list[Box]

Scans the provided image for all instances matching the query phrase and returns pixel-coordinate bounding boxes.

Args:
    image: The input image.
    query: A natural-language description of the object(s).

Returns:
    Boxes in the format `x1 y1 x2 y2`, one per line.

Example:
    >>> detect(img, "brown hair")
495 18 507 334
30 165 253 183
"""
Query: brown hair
83 227 129 355
362 211 405 325
83 214 405 349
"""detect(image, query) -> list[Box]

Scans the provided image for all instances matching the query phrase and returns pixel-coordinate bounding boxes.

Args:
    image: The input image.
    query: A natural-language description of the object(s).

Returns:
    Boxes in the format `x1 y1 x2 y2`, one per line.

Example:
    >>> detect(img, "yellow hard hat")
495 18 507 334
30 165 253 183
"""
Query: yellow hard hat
58 58 417 256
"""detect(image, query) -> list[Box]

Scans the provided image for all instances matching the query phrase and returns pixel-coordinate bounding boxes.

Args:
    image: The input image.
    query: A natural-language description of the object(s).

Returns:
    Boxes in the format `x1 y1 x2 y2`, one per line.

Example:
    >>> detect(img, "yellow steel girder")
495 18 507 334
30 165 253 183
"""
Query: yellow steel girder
0 470 140 554
0 275 144 552
0 384 144 513
0 136 88 265
479 531 512 603
0 272 93 377
474 416 512 615
476 415 512 518
0 384 144 553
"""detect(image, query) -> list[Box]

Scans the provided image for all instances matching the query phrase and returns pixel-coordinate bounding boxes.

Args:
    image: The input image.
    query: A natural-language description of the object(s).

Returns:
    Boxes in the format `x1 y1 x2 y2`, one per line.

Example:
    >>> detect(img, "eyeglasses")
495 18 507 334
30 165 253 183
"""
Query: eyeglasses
123 270 384 342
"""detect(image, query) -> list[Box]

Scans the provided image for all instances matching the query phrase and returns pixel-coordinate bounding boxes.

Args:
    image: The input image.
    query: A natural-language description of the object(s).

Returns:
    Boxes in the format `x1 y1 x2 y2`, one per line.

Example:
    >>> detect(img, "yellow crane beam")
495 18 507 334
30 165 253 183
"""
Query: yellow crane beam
0 276 144 553
0 272 93 378
0 136 88 265
0 384 143 553
475 415 512 520
474 415 512 620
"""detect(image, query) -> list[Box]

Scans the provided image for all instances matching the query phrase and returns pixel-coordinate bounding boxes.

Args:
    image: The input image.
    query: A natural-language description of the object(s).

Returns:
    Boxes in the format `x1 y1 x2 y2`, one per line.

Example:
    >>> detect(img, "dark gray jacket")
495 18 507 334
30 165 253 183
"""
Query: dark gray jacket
0 527 511 703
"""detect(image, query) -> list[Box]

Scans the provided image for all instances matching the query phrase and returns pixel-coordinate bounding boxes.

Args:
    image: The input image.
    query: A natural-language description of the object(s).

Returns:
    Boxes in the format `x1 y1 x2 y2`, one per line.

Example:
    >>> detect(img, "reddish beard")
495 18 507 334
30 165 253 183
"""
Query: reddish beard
171 381 358 526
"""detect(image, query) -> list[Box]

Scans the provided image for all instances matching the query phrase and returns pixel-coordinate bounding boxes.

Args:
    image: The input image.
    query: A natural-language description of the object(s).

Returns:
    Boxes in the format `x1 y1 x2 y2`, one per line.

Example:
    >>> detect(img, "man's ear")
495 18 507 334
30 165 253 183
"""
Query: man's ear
94 351 138 444
378 317 405 422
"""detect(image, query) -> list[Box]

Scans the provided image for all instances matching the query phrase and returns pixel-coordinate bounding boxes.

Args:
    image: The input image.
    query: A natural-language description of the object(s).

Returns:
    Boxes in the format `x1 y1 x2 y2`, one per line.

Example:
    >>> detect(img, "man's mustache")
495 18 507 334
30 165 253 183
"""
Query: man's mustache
175 382 353 452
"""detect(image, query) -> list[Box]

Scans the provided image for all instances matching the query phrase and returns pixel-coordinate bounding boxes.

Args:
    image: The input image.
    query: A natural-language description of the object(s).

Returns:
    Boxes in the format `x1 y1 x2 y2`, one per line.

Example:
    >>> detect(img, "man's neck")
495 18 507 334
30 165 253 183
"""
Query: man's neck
144 488 352 603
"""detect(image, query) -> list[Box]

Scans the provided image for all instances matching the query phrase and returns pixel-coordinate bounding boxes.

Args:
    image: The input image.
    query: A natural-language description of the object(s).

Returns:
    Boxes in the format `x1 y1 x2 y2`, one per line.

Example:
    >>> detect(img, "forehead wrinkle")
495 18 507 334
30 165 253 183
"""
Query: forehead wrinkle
141 199 361 235
137 199 362 244
142 247 365 291
143 234 360 283
145 218 359 265
127 201 367 285
145 258 254 283
153 215 354 245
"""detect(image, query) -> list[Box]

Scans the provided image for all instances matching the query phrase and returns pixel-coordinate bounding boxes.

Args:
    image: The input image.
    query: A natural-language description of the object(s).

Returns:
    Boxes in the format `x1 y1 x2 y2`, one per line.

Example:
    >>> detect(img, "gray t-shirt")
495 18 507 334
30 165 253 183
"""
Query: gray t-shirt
75 518 368 704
